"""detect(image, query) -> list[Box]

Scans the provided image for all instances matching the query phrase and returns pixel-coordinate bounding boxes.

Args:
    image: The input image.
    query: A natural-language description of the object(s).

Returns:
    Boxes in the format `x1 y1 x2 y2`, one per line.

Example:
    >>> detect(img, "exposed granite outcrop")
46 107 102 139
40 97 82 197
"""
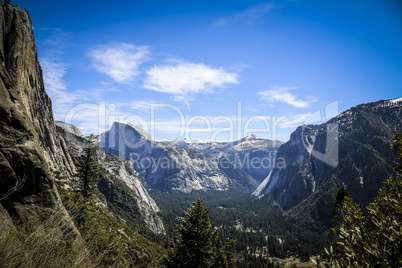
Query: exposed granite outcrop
183 134 283 183
55 120 84 137
99 122 258 193
254 98 402 228
0 2 75 229
56 122 165 234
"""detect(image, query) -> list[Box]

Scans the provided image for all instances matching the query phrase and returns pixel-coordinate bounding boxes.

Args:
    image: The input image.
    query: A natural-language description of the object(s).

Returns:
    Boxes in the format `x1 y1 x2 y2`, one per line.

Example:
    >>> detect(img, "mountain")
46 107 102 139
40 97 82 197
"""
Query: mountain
55 120 84 137
99 122 258 193
160 134 283 183
253 98 402 228
0 1 76 229
0 3 164 265
56 122 165 234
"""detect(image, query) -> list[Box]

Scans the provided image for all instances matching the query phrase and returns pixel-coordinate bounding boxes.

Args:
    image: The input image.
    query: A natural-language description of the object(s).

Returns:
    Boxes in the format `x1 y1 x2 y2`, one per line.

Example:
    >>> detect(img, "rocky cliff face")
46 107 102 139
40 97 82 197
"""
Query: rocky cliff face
55 121 84 137
0 2 74 228
0 1 164 239
167 134 283 183
56 122 165 234
254 98 402 227
99 122 258 193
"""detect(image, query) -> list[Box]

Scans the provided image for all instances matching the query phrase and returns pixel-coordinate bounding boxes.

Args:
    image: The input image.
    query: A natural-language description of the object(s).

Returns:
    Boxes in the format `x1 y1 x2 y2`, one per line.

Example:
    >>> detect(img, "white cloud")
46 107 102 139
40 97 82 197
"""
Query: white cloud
41 56 115 132
40 57 82 120
130 100 156 111
41 58 67 93
38 30 86 123
89 43 149 84
279 113 312 128
217 2 274 26
144 62 238 102
259 86 316 108
38 28 70 59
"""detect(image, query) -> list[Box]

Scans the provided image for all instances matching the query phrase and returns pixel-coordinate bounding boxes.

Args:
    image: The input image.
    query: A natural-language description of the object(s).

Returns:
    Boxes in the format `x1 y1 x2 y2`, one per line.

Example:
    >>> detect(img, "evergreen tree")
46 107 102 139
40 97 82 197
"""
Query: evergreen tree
331 185 352 223
75 134 101 199
163 197 235 268
313 133 402 267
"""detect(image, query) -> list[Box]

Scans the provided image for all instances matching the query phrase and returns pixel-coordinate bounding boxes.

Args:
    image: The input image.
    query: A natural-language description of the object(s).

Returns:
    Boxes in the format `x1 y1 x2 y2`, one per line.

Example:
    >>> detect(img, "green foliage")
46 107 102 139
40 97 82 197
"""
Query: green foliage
163 197 235 268
75 134 101 198
152 190 326 265
58 186 165 267
313 133 402 267
392 133 402 173
331 185 352 224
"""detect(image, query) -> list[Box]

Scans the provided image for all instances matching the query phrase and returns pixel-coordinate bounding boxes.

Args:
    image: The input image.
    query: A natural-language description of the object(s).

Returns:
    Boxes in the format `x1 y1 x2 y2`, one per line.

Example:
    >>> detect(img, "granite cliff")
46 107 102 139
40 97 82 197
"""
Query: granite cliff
0 1 75 227
162 134 283 183
56 122 165 234
99 122 258 193
0 3 165 266
254 98 402 228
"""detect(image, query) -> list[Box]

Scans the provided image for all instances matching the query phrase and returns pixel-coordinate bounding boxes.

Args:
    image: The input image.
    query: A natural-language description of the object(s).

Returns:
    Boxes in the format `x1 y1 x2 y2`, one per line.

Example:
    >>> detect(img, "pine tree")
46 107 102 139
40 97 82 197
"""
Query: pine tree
163 197 235 268
75 134 101 199
331 185 352 223
313 133 402 267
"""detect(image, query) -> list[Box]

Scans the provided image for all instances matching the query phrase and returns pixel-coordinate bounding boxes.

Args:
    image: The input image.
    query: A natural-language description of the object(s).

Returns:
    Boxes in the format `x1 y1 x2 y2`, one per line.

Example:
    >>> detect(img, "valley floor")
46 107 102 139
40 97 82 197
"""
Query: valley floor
149 190 330 266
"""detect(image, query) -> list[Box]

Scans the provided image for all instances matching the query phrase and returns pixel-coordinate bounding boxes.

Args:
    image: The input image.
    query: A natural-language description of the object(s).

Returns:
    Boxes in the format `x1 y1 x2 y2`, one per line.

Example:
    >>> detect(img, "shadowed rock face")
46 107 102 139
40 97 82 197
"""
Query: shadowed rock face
0 1 166 235
0 2 73 225
254 98 402 228
57 123 165 234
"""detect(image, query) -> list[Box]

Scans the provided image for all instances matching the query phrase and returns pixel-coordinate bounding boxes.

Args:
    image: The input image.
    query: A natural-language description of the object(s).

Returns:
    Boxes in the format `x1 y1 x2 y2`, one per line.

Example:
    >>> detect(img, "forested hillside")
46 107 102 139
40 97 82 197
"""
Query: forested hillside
151 190 327 265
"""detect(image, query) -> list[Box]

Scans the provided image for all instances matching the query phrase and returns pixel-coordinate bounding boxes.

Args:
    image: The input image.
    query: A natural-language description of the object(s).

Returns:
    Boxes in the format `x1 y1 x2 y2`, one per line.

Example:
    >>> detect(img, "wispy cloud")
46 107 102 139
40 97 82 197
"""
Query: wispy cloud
38 28 87 122
259 86 316 108
39 29 69 96
41 58 67 93
144 62 238 104
88 43 149 84
38 28 70 58
40 56 83 121
279 113 312 128
217 2 275 26
41 57 82 120
130 100 157 111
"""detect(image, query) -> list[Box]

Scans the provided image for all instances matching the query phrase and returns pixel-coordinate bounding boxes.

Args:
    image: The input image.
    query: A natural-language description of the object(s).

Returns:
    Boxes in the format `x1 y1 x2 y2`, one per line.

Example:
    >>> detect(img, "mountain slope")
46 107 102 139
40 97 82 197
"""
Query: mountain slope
99 122 258 193
254 98 402 228
0 3 165 266
161 134 283 183
56 122 165 234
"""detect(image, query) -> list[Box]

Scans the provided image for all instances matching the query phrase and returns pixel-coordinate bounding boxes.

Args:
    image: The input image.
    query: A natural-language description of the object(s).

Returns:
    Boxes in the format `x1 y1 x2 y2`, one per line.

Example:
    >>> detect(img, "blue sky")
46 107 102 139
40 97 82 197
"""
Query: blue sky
14 0 402 141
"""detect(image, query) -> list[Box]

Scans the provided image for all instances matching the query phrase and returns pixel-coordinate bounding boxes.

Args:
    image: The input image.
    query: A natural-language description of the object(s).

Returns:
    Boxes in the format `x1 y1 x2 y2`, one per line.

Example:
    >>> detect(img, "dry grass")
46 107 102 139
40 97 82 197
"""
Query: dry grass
0 209 103 268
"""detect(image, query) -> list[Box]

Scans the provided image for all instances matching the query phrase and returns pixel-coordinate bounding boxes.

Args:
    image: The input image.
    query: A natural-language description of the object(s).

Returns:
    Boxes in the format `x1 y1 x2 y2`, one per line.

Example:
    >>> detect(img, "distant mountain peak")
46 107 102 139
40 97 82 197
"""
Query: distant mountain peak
55 121 84 137
384 97 402 106
245 133 258 140
109 121 153 141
